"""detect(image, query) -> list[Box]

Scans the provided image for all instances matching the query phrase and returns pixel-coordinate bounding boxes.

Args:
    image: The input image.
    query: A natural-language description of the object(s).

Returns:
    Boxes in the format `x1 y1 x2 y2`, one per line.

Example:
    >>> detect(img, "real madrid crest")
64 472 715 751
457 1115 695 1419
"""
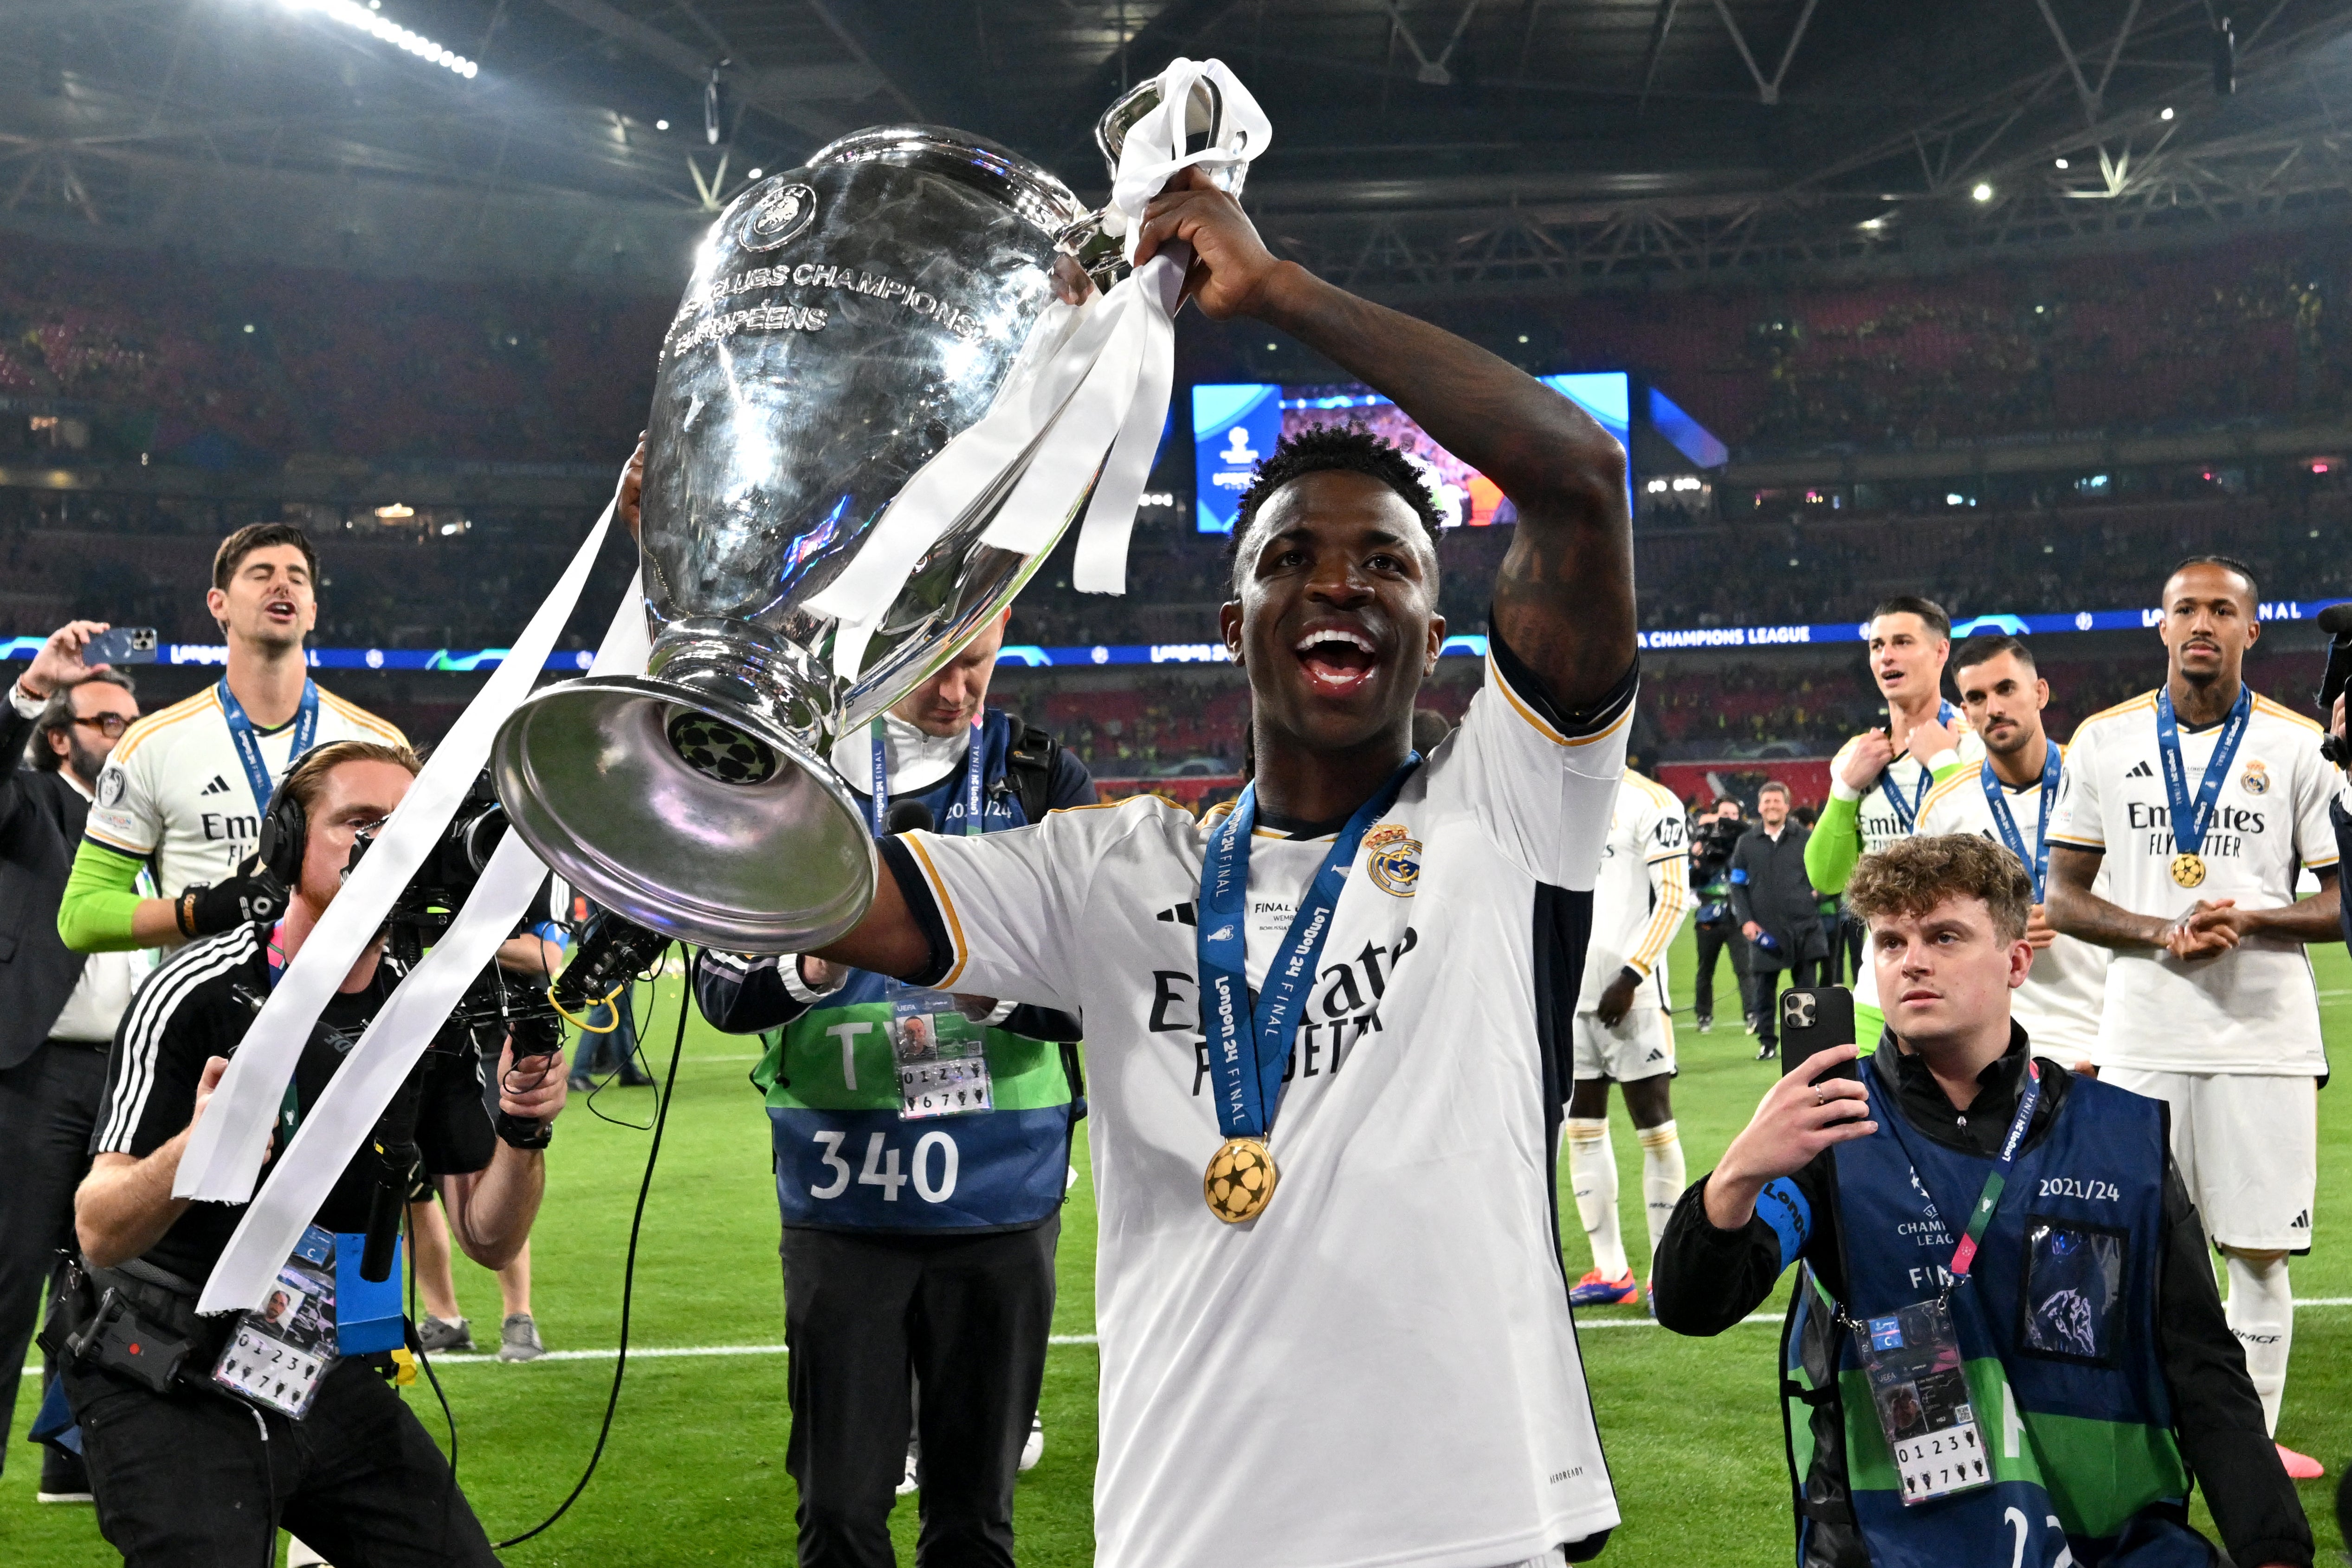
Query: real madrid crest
2240 758 2270 796
1362 821 1422 898
737 181 819 252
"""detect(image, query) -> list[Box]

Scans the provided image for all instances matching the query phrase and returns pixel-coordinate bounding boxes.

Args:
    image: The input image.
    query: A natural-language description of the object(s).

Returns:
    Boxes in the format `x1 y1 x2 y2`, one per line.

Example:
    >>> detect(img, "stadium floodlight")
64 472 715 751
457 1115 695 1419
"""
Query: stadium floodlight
2160 105 2175 120
1971 181 1994 202
290 0 479 77
656 119 670 130
2054 157 2069 169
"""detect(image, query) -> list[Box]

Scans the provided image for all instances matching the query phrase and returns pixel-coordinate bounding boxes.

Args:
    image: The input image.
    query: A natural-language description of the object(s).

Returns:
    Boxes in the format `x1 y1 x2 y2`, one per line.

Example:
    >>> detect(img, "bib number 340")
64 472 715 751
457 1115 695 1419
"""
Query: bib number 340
809 1129 960 1203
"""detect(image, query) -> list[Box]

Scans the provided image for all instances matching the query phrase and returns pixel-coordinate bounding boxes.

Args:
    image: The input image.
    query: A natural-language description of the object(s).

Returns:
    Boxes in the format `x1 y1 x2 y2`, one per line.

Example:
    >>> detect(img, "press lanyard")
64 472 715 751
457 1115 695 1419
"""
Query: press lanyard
219 677 320 817
1977 742 2063 902
1195 757 1419 1144
2154 684 2251 862
868 717 985 839
264 921 301 1137
1878 700 1957 833
1879 1051 2043 1301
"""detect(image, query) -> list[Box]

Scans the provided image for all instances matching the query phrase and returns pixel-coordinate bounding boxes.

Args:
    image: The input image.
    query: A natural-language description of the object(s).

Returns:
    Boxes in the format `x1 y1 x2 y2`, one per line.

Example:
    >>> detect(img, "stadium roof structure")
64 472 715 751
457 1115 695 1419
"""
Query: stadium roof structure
9 0 2352 299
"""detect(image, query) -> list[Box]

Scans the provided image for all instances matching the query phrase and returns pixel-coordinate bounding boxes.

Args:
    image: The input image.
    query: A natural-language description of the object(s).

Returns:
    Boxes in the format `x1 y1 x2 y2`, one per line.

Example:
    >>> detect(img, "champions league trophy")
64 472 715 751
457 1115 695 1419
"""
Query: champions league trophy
491 75 1261 951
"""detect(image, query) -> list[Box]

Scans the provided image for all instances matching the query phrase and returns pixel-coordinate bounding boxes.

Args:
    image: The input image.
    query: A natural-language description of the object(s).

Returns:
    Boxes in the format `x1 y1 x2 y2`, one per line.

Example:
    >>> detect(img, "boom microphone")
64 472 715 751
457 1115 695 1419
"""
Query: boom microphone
885 800 937 835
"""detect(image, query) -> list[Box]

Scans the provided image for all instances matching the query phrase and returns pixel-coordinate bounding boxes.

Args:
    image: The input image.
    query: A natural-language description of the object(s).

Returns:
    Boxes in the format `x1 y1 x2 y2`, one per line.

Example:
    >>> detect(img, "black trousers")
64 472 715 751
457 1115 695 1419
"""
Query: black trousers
0 1039 109 1477
1751 956 1829 1053
65 1356 497 1568
781 1215 1059 1568
1691 922 1753 1024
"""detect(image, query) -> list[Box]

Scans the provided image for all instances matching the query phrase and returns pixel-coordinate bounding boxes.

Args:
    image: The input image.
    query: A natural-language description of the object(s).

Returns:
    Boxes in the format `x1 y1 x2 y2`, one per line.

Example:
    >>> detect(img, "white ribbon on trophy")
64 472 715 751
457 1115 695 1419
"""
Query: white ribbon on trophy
812 56 1269 677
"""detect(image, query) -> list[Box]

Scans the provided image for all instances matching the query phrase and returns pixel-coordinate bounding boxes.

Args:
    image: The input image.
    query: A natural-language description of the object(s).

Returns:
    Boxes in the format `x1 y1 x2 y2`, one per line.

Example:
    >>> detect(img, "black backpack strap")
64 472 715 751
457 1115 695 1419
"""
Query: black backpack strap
1004 720 1060 826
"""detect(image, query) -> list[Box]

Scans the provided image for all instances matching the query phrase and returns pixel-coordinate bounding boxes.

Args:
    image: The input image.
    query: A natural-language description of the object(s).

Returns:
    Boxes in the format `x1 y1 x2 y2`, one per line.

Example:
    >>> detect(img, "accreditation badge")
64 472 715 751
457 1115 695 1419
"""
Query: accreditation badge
1851 1297 1990 1505
884 981 994 1119
211 1224 339 1420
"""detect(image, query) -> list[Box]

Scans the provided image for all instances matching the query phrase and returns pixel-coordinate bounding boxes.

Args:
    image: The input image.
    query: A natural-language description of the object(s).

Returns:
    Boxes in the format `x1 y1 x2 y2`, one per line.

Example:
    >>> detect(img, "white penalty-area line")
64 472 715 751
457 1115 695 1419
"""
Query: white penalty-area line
410 1297 2352 1366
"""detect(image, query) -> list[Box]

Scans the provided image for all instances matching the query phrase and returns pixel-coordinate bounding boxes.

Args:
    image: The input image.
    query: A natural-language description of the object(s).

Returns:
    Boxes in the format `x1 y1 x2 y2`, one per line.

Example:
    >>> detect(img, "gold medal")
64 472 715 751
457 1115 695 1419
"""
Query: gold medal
2170 852 2206 889
1203 1136 1279 1224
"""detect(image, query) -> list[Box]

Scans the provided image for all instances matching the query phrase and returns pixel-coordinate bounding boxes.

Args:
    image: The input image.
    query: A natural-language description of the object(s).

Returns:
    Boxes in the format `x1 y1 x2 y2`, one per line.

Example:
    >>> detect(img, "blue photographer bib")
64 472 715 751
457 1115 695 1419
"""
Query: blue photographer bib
756 710 1080 1231
1798 1053 2206 1567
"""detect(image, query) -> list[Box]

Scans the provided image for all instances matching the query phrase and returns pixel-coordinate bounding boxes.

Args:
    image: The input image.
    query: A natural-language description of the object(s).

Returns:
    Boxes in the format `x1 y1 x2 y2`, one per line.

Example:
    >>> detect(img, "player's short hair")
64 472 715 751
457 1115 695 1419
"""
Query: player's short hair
1868 595 1951 641
1847 833 2032 945
1758 780 1790 801
1950 633 2036 680
213 523 320 594
2165 553 2259 609
1226 426 1443 594
31 670 136 774
282 739 422 818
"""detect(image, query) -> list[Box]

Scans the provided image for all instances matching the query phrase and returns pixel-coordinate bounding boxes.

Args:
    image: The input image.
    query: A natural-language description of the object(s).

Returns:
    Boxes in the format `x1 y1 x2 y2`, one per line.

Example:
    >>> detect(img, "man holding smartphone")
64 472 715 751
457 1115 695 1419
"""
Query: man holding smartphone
1728 781 1827 1061
1652 834 2307 1567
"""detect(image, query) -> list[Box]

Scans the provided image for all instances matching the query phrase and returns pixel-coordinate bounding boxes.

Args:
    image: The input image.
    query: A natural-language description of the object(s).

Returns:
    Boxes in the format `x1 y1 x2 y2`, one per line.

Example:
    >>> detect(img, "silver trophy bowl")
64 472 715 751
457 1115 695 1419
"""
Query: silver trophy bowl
491 127 1086 951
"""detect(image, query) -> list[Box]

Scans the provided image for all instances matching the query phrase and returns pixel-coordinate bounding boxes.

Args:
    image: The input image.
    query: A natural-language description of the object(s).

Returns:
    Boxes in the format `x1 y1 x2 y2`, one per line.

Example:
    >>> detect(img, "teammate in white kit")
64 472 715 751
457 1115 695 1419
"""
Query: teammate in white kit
59 523 407 954
814 166 1636 1568
1564 768 1695 1309
1916 635 2108 1060
1806 596 1983 1050
2045 555 2341 1483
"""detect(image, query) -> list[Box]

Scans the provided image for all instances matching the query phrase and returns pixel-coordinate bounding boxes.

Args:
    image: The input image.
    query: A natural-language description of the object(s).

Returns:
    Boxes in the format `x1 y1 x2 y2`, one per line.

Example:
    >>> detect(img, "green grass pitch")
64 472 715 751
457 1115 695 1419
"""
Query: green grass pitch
10 933 2352 1565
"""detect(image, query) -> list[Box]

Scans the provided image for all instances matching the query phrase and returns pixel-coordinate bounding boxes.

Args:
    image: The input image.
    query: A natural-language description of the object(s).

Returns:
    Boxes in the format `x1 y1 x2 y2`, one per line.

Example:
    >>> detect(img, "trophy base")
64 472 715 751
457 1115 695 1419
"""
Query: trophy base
491 675 876 954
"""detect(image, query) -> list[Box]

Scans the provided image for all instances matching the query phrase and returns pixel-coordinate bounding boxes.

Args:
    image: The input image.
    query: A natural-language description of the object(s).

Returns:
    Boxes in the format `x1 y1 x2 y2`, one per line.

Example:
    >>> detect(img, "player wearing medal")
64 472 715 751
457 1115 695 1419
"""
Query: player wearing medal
690 608 1094 1565
58 523 407 953
1915 636 2107 1061
2044 555 2342 1483
1652 834 2309 1567
1564 768 1696 1309
1805 596 1982 1051
807 166 1635 1568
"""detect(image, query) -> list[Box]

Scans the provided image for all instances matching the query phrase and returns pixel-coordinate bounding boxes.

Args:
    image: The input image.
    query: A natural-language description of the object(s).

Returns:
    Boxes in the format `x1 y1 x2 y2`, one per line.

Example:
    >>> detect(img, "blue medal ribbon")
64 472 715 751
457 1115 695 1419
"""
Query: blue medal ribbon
218 677 320 817
2154 684 2251 864
868 716 986 839
1977 742 2064 902
1877 699 1958 833
1195 757 1419 1143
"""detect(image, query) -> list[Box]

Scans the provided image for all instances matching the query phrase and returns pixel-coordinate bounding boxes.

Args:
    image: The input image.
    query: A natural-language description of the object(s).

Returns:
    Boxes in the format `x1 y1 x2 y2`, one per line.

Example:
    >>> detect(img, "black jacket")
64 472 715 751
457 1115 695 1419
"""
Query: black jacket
1726 821 1826 966
0 697 92 1069
1689 815 1745 923
1651 1030 2311 1568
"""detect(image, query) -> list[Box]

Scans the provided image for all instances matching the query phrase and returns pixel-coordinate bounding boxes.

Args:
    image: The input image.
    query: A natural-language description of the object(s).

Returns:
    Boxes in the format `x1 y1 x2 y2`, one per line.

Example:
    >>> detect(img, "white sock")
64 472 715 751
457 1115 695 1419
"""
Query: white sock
2224 1251 2293 1437
1637 1120 1686 1269
1566 1117 1627 1278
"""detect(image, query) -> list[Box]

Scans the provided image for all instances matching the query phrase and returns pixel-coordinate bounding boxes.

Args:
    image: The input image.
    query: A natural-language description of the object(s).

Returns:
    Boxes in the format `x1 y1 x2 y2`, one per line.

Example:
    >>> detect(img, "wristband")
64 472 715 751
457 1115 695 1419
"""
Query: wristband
176 888 200 939
1829 777 1864 803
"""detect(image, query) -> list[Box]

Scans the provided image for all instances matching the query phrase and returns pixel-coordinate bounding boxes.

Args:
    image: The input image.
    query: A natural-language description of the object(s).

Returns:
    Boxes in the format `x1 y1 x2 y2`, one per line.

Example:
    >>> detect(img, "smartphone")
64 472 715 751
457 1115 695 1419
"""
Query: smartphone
85 627 159 665
1779 985 1861 1084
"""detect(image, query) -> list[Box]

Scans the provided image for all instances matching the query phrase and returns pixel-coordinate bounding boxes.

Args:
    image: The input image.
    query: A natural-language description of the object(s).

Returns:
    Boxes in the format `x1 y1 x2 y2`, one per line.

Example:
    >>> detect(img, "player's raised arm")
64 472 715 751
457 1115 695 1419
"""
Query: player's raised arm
1132 168 1635 711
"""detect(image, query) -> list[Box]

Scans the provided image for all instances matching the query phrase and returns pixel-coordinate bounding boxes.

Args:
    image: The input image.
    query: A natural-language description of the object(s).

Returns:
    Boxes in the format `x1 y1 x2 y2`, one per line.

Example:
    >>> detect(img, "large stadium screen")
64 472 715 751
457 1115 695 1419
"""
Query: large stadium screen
1191 374 1631 534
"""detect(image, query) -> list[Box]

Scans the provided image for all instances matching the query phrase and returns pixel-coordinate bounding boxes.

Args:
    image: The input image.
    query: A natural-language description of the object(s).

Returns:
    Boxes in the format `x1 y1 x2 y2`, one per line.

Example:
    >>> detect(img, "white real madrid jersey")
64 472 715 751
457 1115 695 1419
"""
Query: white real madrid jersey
1916 750 2110 1057
898 655 1628 1568
1577 770 1693 1013
85 683 408 899
1831 719 1985 1013
2047 687 2337 1075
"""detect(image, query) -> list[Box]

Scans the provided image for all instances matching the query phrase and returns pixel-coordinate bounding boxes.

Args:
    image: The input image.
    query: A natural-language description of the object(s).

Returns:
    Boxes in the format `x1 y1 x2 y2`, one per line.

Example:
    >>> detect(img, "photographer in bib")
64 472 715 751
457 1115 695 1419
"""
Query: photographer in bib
56 740 566 1566
2044 555 2341 1483
1653 833 2309 1568
692 607 1093 1568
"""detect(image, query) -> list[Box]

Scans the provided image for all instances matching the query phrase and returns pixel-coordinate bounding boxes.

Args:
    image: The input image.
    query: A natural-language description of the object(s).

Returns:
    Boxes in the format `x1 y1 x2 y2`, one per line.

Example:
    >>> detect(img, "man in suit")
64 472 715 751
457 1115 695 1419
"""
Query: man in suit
1728 780 1829 1063
0 621 143 1501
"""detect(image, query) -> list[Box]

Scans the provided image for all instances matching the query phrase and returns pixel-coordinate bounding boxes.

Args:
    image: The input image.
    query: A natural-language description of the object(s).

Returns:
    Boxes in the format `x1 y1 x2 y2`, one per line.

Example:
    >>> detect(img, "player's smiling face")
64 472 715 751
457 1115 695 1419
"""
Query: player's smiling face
2159 561 2258 690
208 543 318 653
1221 470 1444 759
1866 613 1945 703
1869 897 2030 1050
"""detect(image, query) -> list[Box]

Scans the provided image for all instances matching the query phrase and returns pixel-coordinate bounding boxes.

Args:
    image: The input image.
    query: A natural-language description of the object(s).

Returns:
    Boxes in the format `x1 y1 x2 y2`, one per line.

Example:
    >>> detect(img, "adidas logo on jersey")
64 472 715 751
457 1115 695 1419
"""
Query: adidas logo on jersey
200 774 233 796
1155 902 1198 927
2291 1209 2311 1230
1643 1048 1667 1062
2125 760 2155 779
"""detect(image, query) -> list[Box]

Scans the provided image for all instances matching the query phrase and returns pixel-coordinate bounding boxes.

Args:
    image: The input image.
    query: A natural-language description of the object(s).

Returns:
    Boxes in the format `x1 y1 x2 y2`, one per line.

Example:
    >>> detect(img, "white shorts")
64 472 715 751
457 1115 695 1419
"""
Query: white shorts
1572 1006 1676 1083
2099 1066 2316 1253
